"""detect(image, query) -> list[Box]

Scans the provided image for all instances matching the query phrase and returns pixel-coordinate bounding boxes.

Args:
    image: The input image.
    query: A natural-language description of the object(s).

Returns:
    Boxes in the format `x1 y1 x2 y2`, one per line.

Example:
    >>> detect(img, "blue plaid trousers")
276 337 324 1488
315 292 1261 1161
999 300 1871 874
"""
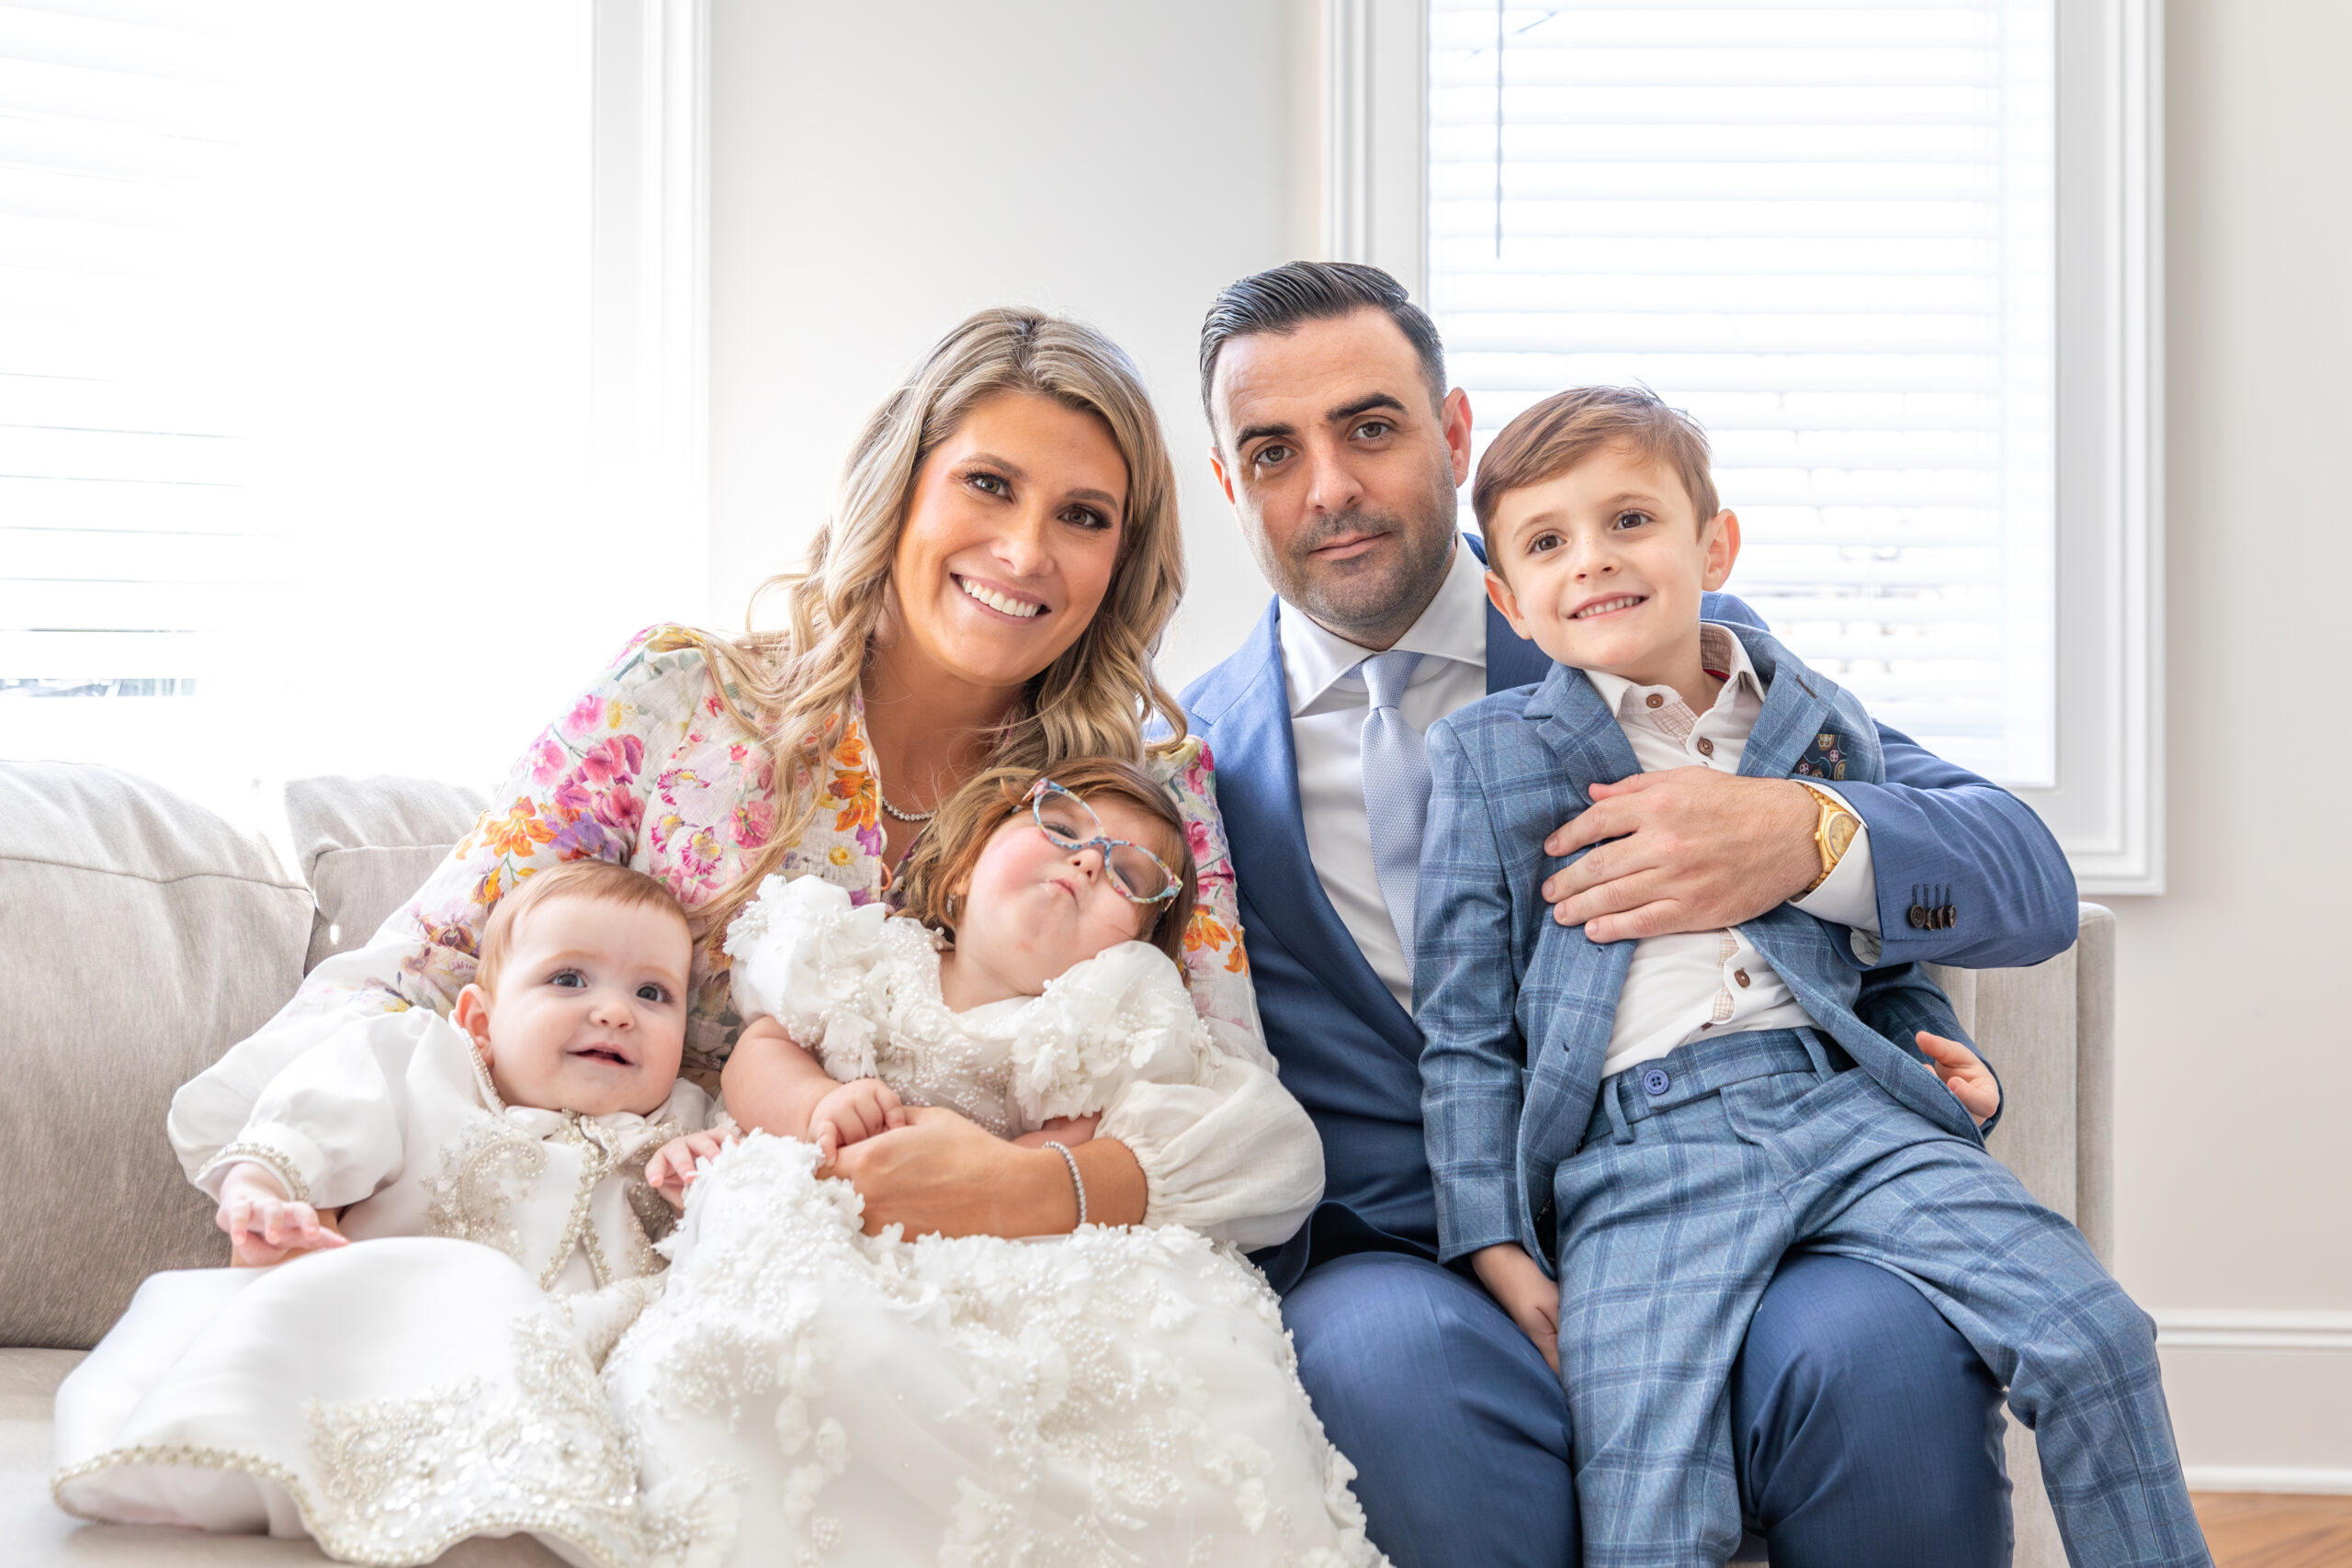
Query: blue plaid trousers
1554 1027 2208 1568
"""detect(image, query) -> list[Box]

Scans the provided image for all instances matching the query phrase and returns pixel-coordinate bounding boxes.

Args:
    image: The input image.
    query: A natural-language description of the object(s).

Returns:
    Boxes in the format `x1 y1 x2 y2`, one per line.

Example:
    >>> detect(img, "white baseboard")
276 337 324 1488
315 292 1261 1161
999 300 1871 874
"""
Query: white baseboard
2152 1309 2352 1495
2181 1466 2352 1496
2154 1309 2352 1350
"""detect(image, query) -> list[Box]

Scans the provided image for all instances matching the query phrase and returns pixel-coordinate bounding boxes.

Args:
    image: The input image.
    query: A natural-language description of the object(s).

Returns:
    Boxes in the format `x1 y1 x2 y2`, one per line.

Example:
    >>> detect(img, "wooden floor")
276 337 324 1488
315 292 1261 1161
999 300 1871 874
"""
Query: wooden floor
2196 1494 2352 1568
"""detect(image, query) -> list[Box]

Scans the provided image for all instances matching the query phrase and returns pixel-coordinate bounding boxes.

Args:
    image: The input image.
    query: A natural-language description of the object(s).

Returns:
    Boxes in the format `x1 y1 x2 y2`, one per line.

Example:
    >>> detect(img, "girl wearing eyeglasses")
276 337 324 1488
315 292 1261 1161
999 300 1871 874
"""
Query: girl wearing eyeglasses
617 756 1383 1568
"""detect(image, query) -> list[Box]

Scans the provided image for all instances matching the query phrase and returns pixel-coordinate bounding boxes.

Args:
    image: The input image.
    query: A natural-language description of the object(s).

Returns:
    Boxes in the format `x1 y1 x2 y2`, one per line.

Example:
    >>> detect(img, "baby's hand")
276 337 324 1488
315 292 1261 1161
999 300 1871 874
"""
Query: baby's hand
808 1077 907 1167
1011 1114 1100 1151
1917 1031 1999 1125
215 1162 347 1267
1472 1243 1561 1372
646 1129 739 1210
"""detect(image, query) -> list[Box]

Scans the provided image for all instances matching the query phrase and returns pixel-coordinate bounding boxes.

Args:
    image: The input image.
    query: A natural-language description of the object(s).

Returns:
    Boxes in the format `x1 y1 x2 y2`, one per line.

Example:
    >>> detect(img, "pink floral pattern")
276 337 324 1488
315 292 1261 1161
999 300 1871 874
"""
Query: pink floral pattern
280 624 1262 1089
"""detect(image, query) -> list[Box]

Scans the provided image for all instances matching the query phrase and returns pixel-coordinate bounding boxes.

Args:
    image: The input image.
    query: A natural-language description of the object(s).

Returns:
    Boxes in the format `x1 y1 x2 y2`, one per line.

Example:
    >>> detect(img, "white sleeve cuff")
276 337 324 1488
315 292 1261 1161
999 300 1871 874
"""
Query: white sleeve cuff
1097 1055 1325 1250
1790 784 1881 937
195 1125 327 1205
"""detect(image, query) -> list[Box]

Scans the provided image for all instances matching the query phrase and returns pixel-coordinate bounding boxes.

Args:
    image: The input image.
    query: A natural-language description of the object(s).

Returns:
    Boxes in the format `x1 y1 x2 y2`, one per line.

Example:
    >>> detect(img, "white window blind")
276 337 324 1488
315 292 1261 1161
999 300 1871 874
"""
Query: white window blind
0 4 705 809
0 4 255 703
1430 0 2055 785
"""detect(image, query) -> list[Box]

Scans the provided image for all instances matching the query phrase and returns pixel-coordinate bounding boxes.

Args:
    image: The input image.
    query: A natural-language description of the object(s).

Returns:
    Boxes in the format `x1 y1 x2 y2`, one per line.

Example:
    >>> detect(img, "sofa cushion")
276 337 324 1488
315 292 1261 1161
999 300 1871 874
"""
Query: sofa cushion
0 764 312 1349
284 776 485 974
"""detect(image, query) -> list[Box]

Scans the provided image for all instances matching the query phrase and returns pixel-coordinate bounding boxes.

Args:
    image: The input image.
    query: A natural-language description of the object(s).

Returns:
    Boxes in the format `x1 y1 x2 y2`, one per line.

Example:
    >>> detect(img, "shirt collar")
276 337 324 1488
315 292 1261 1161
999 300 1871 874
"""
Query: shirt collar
1584 621 1761 722
1280 537 1489 716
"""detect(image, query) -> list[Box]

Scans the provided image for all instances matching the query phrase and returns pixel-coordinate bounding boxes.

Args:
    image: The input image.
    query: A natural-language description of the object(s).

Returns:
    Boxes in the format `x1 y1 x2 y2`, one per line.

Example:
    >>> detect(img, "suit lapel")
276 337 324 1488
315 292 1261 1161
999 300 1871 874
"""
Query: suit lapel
1521 660 1644 789
1724 623 1836 783
1209 604 1422 1058
1464 530 1556 695
1510 665 1645 1168
1485 597 1554 693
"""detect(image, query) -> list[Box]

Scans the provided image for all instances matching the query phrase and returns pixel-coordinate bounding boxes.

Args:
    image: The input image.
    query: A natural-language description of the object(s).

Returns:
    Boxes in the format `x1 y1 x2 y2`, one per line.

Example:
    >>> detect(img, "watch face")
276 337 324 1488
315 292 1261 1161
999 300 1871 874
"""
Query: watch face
1824 811 1860 860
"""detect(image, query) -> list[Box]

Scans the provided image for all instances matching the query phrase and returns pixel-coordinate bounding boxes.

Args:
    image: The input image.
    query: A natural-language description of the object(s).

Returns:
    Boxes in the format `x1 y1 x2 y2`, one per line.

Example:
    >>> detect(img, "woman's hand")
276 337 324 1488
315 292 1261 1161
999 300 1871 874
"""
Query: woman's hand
216 1162 348 1267
645 1129 739 1209
831 1105 1142 1238
1472 1243 1561 1372
1917 1031 1999 1124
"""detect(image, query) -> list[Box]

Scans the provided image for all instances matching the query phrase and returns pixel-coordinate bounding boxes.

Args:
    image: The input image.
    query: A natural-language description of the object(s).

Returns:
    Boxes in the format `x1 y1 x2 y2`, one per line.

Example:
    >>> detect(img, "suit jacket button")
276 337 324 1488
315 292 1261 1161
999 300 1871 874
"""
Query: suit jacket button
1908 905 1930 929
1939 905 1958 929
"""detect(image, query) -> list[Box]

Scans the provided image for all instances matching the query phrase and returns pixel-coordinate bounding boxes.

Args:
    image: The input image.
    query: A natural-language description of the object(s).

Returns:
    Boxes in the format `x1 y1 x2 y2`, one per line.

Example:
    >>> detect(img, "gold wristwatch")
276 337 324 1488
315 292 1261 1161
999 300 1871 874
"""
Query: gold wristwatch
1796 783 1860 896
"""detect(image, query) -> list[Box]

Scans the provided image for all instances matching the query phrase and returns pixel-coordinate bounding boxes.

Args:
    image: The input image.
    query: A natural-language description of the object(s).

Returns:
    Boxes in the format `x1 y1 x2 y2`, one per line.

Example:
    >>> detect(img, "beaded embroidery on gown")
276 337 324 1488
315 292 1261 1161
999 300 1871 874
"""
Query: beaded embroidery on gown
603 875 1385 1567
51 1019 729 1568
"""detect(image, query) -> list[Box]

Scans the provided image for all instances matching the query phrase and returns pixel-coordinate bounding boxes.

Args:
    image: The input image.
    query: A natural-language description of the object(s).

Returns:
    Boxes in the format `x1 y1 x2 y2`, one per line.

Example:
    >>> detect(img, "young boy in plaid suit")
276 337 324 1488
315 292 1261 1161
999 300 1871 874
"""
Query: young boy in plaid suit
1416 385 2206 1568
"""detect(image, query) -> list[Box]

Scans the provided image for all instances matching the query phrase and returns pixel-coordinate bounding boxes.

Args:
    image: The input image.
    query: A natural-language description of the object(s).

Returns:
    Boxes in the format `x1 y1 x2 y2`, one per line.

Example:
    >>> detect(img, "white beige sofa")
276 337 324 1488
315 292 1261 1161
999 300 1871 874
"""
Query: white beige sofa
0 761 2114 1567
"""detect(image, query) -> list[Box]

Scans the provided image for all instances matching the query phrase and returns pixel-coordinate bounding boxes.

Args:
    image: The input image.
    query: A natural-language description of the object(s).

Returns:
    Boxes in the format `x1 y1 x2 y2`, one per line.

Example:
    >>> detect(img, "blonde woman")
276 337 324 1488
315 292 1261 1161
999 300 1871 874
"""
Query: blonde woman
159 310 1332 1563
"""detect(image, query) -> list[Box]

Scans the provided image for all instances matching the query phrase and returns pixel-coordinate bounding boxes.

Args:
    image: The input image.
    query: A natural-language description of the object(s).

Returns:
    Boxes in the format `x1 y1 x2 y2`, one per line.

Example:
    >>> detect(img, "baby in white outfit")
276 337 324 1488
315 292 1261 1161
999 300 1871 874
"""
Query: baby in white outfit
200 856 712 1284
54 860 717 1563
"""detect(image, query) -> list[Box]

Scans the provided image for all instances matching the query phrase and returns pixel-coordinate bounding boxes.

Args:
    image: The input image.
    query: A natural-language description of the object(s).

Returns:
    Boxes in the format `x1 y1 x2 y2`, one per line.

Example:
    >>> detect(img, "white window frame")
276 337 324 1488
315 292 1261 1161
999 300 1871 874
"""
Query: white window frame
0 2 710 798
591 0 712 610
1323 0 2164 895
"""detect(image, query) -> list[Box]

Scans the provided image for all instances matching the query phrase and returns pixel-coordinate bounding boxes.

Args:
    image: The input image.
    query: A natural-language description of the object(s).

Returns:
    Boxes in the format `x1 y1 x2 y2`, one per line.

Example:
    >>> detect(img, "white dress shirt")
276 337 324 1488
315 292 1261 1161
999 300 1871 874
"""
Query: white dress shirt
1283 555 1884 1032
1586 623 1879 1077
1283 542 1492 1010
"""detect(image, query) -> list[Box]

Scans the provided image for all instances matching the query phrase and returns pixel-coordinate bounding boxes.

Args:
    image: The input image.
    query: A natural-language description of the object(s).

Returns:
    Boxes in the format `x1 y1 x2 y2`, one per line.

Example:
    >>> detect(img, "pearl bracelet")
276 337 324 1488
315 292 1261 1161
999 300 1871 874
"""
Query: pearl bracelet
1040 1140 1088 1230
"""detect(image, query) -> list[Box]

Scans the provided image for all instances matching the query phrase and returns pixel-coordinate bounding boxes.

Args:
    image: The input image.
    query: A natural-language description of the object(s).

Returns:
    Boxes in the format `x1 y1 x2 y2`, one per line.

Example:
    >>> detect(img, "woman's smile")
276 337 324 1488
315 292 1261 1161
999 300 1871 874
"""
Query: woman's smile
953 572 1047 621
879 390 1127 697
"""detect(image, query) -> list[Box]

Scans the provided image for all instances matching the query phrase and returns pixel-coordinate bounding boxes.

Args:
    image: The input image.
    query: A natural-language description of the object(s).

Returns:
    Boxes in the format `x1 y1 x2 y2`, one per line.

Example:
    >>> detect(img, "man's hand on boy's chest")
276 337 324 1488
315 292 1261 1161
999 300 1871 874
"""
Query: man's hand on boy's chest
1537 769 1821 944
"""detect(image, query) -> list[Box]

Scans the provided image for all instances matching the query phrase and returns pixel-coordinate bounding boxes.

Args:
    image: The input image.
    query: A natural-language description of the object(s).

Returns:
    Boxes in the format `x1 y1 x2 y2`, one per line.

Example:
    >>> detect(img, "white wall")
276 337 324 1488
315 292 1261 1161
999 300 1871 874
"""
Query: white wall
2112 0 2352 1490
706 0 1322 690
706 0 2352 1489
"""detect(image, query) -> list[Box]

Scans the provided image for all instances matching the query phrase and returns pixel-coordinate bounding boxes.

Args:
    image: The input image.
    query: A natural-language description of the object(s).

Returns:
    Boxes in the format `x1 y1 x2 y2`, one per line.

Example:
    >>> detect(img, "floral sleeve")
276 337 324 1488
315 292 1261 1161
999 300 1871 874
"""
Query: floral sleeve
1155 738 1274 1072
309 626 718 1019
169 626 750 1176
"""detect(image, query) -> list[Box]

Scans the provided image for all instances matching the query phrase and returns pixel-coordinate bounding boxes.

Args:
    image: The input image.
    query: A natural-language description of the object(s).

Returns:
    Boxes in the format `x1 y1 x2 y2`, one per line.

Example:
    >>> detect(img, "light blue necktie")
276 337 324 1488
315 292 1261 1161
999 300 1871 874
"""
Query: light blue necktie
1357 649 1430 977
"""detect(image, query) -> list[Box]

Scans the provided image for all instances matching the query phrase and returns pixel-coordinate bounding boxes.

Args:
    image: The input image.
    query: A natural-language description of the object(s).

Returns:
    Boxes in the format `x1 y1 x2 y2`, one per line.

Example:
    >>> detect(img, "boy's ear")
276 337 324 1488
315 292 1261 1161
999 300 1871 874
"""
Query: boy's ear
1484 567 1532 640
1700 509 1742 592
454 982 495 1066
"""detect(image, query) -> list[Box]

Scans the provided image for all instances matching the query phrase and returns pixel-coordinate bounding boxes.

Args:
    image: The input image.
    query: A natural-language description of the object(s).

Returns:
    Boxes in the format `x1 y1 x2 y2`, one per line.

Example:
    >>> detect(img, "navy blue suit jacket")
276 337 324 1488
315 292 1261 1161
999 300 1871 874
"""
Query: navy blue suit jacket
1180 545 2078 1292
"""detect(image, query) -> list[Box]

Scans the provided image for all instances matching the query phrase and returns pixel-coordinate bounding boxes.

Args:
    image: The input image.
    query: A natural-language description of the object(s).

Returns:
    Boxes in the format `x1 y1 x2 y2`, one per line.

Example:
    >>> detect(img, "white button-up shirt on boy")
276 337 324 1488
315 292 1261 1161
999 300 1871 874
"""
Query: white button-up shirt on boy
1586 622 1881 1078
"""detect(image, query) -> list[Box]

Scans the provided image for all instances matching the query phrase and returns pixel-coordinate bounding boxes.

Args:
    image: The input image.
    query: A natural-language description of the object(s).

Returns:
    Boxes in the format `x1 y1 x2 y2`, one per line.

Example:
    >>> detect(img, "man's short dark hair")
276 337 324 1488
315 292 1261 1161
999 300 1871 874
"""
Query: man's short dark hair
1198 261 1447 437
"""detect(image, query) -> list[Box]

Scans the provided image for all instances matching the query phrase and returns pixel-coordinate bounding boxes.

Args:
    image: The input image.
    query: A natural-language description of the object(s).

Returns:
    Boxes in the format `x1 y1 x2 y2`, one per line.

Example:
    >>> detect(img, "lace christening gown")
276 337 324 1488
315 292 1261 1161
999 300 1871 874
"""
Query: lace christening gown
602 874 1386 1568
52 1015 719 1568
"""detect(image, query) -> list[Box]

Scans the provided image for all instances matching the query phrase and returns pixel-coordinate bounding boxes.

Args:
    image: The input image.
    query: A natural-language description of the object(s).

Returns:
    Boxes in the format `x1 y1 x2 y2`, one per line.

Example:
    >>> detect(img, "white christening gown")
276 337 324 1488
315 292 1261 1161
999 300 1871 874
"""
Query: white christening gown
52 1012 723 1568
603 874 1385 1568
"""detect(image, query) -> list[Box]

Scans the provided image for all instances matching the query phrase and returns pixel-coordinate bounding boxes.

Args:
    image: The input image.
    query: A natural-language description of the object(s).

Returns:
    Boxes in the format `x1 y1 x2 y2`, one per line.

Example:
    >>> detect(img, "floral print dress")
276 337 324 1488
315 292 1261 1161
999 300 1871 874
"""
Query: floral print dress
169 624 1269 1161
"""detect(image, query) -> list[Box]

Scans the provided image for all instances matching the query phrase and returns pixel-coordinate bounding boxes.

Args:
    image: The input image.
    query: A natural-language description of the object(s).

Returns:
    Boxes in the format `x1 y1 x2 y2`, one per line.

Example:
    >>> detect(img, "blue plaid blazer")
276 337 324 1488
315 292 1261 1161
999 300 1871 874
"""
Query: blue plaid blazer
1418 621 1996 1271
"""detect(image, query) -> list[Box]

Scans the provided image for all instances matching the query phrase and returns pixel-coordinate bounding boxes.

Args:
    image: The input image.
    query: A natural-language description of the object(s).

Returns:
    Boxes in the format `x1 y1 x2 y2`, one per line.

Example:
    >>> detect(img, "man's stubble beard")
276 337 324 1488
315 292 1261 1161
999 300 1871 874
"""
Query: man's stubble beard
1256 452 1463 650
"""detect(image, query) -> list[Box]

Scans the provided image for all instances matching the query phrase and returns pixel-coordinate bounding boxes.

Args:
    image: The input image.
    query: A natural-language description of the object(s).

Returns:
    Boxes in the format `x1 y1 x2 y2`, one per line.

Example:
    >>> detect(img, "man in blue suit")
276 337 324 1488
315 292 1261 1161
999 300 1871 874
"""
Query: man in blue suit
1181 262 2082 1568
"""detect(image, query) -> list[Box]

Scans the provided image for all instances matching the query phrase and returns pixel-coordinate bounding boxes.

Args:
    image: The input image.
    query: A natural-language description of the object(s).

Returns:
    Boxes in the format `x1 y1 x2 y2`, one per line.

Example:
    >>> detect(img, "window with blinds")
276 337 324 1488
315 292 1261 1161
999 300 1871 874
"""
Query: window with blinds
0 4 254 704
0 5 691 802
1429 1 2055 785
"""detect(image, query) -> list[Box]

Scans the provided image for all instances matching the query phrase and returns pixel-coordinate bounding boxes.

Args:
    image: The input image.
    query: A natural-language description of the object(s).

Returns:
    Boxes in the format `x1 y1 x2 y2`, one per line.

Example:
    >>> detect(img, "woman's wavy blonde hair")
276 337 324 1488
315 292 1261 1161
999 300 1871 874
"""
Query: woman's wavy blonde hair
682 308 1189 949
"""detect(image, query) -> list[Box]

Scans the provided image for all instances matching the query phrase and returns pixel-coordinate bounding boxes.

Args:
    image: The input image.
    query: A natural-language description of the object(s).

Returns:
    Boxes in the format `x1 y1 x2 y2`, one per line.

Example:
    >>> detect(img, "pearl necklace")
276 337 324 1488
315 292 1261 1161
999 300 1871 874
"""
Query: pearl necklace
877 793 936 824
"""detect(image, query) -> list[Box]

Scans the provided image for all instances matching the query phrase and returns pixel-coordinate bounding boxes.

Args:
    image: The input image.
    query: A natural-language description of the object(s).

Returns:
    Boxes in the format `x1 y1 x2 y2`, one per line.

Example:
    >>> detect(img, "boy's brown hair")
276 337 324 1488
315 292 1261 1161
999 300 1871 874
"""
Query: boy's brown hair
1471 385 1721 565
473 859 692 995
893 756 1200 970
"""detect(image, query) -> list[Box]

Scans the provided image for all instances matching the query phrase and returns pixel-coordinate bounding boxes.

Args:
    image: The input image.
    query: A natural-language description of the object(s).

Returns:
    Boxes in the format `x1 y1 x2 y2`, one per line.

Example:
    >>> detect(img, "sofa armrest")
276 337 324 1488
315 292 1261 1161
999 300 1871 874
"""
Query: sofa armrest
2071 903 2115 1269
1923 901 2115 1261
